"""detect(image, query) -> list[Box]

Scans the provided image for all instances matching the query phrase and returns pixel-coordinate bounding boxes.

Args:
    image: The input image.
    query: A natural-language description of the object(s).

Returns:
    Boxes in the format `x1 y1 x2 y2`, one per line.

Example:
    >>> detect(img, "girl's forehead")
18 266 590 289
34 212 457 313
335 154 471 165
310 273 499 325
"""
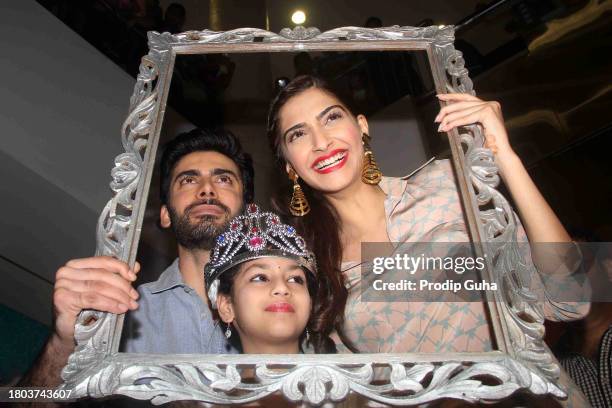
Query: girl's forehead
240 257 301 271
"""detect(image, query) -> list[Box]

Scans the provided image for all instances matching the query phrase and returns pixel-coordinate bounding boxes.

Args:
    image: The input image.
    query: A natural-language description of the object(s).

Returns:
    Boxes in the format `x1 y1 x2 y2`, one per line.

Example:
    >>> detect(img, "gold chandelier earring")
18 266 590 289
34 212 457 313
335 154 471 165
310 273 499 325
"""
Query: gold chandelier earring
288 168 310 216
361 133 382 185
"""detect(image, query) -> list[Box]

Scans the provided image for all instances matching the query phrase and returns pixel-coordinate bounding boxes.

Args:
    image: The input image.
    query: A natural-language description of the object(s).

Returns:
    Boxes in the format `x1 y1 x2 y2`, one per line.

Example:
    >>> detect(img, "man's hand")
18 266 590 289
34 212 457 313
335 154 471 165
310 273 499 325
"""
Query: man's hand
53 256 140 346
17 257 141 391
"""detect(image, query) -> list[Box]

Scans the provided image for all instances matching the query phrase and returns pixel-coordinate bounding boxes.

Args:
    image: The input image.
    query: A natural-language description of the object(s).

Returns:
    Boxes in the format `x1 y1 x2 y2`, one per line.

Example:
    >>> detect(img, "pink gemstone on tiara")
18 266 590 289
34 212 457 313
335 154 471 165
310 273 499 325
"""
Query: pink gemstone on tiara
251 227 259 234
248 203 257 213
231 221 241 230
249 236 263 248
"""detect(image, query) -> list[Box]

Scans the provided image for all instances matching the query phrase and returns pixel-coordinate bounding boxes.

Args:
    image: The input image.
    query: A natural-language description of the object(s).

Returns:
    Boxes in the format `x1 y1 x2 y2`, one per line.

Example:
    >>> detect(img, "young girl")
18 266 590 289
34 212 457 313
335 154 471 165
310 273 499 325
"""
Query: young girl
205 203 334 354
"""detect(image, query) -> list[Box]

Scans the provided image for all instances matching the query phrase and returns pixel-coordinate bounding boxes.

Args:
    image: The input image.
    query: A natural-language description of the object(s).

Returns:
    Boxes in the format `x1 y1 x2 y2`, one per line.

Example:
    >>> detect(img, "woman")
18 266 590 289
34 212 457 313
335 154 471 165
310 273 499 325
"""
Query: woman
205 203 335 353
266 75 587 353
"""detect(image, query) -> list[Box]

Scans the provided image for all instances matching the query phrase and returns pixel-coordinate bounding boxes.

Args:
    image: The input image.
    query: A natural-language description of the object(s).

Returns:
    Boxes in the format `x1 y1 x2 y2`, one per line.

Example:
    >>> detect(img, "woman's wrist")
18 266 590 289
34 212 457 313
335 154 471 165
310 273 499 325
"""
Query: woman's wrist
494 149 521 178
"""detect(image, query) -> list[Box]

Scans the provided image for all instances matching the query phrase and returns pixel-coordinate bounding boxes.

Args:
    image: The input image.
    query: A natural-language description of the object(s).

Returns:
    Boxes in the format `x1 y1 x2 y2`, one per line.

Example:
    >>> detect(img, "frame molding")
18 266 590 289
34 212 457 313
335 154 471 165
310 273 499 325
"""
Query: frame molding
59 25 574 406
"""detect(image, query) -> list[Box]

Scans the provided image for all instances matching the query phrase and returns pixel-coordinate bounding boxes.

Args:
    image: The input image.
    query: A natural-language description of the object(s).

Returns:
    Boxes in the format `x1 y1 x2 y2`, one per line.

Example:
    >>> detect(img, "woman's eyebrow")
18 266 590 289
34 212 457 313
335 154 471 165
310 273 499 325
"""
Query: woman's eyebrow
283 122 305 141
316 104 345 120
282 104 345 141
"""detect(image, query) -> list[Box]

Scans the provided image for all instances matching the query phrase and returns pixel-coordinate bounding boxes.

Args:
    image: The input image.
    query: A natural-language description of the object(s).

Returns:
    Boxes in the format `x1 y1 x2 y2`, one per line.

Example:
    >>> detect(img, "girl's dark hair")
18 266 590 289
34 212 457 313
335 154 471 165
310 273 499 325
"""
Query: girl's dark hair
266 75 358 353
217 260 332 353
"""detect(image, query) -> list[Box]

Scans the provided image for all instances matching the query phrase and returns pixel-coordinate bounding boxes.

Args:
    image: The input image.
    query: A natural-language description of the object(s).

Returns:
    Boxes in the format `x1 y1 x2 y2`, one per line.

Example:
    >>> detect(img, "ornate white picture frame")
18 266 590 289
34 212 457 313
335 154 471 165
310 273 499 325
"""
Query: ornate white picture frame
58 25 574 406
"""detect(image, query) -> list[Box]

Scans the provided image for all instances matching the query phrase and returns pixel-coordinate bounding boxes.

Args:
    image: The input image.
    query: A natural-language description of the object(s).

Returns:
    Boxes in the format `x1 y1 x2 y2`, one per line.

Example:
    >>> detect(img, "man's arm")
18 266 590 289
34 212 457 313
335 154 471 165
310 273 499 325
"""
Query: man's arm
16 334 74 388
17 256 140 388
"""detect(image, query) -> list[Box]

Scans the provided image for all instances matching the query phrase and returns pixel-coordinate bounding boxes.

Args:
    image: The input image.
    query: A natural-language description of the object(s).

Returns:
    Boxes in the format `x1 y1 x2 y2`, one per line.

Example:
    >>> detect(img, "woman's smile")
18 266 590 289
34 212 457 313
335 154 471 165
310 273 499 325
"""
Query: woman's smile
311 149 348 173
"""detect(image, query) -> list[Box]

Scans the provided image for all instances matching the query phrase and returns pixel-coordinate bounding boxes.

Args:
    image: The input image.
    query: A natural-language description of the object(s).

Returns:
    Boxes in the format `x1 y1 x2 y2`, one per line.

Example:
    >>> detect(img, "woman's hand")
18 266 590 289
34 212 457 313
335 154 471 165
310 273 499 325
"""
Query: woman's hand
435 93 516 162
436 93 572 244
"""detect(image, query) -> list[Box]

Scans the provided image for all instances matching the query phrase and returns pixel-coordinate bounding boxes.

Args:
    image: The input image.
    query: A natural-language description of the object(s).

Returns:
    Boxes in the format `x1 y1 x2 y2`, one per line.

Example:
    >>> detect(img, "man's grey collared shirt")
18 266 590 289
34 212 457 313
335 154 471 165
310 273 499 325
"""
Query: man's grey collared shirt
122 259 236 354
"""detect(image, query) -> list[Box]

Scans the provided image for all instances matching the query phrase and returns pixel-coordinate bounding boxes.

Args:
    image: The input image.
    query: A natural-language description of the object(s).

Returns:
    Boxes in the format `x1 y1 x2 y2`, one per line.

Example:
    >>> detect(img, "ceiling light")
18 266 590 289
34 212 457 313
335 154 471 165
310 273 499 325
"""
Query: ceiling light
292 10 306 25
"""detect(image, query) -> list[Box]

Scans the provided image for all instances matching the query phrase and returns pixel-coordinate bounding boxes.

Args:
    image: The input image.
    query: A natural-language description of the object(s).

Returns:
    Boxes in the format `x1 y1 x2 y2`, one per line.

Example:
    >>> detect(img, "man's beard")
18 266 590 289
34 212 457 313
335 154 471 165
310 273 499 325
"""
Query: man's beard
167 198 233 250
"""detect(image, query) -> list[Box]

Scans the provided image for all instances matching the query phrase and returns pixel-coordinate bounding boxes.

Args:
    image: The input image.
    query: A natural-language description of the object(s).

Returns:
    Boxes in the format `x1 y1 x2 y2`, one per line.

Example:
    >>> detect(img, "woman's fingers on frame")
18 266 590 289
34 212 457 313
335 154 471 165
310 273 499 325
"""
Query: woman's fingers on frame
434 101 485 122
439 111 484 132
437 93 481 102
437 105 485 128
439 107 485 131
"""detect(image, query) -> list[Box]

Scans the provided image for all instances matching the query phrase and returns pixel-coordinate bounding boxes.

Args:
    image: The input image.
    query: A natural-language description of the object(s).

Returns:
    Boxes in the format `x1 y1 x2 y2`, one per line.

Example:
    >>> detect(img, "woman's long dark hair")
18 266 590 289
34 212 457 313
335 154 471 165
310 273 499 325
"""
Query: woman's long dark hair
267 75 359 353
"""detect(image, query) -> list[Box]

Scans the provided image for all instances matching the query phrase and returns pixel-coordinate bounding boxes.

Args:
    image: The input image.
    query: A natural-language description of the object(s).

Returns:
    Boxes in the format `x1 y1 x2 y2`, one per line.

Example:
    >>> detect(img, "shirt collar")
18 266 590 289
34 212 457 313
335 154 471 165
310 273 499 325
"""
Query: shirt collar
380 175 406 219
400 157 436 180
148 258 185 294
380 157 436 222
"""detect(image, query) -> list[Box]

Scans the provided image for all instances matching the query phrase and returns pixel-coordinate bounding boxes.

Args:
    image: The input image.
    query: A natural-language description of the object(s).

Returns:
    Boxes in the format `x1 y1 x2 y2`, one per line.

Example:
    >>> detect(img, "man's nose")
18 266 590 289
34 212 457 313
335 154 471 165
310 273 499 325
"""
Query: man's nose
197 178 217 198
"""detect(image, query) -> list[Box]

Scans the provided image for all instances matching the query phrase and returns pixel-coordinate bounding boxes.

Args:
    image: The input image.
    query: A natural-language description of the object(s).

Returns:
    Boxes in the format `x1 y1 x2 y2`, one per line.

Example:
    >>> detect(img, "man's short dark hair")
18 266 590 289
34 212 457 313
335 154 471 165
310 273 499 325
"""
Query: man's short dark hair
159 128 255 205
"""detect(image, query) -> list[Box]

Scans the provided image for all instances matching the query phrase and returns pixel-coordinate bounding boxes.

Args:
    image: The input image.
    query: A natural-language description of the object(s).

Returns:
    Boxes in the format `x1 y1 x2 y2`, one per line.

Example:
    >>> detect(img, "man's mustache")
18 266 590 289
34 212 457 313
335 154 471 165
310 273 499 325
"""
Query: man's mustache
185 198 230 216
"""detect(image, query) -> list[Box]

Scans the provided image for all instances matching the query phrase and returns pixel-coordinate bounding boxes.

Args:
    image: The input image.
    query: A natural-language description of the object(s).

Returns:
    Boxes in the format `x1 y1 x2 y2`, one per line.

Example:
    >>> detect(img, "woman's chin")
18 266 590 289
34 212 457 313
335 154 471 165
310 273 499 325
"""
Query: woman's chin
307 169 361 194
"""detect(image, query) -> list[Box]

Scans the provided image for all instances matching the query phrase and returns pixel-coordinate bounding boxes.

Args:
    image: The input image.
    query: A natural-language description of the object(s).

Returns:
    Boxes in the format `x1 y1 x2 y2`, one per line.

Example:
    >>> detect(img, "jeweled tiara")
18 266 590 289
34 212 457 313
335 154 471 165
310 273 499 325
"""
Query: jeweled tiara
204 203 317 307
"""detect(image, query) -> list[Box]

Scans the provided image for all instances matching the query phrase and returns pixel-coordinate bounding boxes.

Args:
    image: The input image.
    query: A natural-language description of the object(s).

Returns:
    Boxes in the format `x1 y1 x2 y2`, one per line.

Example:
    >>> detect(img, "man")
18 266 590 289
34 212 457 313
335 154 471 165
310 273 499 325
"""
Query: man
20 128 254 387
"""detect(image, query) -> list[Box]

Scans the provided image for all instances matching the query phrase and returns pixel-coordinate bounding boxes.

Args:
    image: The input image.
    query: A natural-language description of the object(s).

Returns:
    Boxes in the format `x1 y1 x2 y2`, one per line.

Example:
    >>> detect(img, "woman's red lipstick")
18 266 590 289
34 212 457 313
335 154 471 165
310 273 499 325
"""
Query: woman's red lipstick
265 302 295 313
311 149 348 174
